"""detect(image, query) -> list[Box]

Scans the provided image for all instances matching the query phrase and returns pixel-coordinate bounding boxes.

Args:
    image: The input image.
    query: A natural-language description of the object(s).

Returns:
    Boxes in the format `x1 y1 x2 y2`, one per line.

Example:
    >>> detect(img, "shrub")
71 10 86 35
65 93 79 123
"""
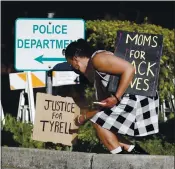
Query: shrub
2 114 44 148
138 135 175 155
2 114 67 150
84 85 96 109
2 114 174 155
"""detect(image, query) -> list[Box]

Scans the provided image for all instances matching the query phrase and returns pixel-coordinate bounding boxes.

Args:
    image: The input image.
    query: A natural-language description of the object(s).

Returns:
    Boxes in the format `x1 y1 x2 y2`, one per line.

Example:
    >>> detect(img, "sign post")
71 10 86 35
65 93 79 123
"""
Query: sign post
26 71 35 123
46 70 52 94
1 100 5 127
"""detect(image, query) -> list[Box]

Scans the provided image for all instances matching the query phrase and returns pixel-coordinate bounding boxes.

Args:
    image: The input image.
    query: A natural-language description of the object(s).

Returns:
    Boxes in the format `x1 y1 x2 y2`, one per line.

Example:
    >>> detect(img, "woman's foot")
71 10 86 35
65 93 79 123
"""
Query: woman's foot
127 144 149 155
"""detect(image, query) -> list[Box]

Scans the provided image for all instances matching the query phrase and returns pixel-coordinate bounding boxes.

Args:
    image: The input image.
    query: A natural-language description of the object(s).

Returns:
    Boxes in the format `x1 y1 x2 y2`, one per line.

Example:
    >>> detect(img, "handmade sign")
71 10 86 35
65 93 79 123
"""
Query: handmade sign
32 92 80 146
108 30 163 97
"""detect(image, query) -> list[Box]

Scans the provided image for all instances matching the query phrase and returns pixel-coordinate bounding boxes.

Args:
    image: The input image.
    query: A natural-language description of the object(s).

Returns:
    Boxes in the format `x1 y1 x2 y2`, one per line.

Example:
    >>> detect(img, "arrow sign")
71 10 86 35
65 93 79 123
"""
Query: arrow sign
15 19 85 70
35 55 66 64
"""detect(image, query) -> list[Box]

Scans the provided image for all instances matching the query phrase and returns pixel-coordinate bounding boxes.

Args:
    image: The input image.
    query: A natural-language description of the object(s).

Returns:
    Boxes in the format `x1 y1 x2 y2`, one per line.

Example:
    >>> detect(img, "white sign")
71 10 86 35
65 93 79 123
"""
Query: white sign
15 18 85 71
52 71 79 86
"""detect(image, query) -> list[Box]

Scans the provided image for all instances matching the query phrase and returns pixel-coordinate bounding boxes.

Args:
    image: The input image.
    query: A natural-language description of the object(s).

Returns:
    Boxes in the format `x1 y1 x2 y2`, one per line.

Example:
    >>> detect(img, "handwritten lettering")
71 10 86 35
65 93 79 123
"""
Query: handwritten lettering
131 60 156 77
130 50 145 60
143 79 149 91
130 78 150 91
146 62 156 77
52 112 62 120
40 120 72 134
44 100 75 113
126 34 158 47
138 61 146 75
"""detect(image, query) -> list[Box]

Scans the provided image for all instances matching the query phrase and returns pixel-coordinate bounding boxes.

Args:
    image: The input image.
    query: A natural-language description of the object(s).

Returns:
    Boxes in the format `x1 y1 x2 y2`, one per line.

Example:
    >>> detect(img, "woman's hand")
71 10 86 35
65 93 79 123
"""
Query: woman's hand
74 115 85 126
100 96 118 108
74 110 100 126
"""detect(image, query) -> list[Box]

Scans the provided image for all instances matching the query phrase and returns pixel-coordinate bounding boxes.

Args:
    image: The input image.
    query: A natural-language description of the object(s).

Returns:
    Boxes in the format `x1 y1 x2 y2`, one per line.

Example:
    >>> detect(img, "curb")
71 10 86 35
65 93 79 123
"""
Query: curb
2 147 174 169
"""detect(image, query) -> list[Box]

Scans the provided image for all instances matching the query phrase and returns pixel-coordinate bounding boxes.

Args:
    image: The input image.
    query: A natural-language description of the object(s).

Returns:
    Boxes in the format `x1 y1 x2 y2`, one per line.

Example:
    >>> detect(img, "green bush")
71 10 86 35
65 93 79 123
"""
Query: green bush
2 114 174 155
2 114 68 151
1 114 103 152
86 20 175 102
2 114 44 148
138 135 175 155
84 86 96 109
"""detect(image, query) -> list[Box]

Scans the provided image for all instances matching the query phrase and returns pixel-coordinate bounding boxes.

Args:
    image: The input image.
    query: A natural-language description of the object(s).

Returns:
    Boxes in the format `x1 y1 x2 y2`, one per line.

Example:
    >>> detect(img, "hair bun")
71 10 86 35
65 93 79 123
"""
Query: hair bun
76 39 89 49
76 38 86 45
65 38 93 59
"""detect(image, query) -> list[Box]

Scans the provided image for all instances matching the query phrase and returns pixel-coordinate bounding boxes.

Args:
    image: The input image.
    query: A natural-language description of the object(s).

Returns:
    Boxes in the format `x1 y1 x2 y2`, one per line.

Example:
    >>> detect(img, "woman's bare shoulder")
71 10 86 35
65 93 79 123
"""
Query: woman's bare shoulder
92 51 114 61
92 51 115 70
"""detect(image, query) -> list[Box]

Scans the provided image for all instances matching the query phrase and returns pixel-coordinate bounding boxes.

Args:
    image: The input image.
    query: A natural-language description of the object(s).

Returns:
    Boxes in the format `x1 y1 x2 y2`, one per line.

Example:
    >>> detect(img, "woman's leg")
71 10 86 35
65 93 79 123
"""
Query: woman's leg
117 134 135 151
93 123 120 151
92 123 134 152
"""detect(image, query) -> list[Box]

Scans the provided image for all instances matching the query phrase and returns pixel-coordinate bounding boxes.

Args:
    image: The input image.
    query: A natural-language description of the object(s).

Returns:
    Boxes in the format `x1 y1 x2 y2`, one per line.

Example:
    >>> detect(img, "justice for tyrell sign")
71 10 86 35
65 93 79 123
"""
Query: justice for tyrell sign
32 93 80 146
15 18 85 71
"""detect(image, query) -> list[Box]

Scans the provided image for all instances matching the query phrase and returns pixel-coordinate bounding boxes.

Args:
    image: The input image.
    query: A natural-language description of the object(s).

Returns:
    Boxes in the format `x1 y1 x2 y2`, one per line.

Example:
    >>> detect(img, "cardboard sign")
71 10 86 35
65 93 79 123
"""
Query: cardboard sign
108 30 163 97
32 92 80 146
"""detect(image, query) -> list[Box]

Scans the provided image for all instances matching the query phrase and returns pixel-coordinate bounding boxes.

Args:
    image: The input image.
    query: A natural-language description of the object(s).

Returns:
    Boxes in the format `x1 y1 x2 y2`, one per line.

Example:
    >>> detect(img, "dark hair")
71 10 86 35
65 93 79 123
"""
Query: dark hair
64 39 94 60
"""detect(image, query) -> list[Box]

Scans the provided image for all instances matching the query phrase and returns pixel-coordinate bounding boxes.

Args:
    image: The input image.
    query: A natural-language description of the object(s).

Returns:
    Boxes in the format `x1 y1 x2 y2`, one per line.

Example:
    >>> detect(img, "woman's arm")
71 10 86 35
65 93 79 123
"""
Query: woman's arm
75 110 99 125
92 52 135 105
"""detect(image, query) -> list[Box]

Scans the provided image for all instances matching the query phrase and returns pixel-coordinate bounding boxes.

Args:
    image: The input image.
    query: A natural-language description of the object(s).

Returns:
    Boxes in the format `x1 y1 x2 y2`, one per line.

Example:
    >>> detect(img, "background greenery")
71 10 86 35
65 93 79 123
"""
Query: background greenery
2 113 175 155
2 20 174 155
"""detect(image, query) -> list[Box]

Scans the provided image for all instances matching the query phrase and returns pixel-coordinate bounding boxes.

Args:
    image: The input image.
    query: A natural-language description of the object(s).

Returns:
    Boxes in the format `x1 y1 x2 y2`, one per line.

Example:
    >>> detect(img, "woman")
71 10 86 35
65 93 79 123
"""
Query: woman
64 39 159 154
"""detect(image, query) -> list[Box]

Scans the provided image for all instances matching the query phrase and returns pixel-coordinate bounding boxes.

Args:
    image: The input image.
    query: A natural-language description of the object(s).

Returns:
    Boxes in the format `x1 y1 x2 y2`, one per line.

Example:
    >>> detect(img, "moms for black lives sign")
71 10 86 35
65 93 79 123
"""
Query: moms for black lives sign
32 93 80 146
108 30 163 97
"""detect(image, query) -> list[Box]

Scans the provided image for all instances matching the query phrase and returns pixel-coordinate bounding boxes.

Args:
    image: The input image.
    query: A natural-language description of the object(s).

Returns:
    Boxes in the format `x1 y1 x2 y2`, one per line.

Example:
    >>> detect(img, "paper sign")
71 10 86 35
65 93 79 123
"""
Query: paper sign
32 92 80 146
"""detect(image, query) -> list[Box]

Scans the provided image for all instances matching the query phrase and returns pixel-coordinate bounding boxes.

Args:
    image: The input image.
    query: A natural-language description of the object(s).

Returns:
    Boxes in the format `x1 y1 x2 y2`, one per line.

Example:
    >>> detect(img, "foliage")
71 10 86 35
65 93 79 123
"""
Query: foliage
138 135 175 155
78 121 99 146
2 114 67 150
2 114 44 148
167 112 175 120
86 20 175 102
84 86 96 110
2 113 174 155
136 117 175 155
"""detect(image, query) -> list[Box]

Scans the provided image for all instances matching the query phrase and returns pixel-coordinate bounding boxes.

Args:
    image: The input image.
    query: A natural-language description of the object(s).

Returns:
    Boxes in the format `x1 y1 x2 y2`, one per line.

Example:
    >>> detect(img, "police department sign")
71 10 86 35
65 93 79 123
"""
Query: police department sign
15 18 85 71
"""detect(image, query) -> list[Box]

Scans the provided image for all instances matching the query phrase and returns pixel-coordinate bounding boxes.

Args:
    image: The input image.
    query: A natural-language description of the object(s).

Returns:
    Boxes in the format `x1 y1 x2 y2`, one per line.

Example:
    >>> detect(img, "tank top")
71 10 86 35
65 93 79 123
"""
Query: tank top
84 50 112 101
